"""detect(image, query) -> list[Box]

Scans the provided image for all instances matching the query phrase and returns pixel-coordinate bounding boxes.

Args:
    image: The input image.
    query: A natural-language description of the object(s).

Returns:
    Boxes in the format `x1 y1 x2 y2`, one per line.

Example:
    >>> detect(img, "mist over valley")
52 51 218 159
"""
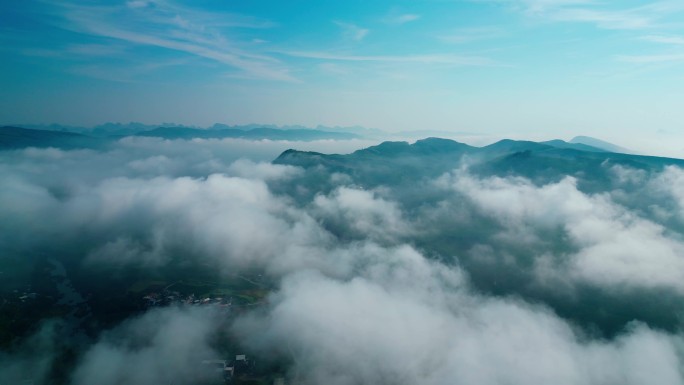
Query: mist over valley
2 126 684 384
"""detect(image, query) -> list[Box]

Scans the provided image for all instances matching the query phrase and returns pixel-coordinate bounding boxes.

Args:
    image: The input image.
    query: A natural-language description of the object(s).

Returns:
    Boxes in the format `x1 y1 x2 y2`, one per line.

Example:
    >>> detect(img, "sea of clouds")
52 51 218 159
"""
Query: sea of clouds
2 136 684 384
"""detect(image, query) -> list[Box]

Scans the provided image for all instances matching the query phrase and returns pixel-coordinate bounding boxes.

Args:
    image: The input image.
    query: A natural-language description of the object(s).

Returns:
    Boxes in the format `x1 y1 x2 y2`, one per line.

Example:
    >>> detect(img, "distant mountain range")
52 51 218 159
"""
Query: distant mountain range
135 126 359 141
0 126 108 150
274 137 682 193
14 122 382 138
1 124 638 167
0 125 359 150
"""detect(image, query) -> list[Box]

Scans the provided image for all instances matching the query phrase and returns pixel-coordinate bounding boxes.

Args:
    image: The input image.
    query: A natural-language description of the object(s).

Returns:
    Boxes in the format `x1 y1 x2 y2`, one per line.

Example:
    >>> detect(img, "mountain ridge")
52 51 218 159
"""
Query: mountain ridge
570 135 632 154
274 137 684 192
0 126 107 150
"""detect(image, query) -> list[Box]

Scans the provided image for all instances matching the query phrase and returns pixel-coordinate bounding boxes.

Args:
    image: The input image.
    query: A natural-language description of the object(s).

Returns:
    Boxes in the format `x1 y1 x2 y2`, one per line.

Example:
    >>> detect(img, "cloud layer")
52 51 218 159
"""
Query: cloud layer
2 138 684 384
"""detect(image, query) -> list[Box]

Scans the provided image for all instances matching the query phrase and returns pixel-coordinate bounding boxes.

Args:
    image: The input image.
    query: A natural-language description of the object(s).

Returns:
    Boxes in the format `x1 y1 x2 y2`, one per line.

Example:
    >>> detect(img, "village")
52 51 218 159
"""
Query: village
138 276 268 311
142 289 234 310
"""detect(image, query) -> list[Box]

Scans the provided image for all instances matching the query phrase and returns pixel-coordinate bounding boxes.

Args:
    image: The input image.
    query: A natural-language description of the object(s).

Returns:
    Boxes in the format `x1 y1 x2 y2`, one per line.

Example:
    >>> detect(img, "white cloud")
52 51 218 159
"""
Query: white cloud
313 187 411 243
512 0 595 14
442 172 684 293
334 21 370 41
49 1 295 81
640 35 684 45
226 158 303 181
0 138 376 272
498 0 684 30
5 136 684 384
617 53 684 64
237 255 684 385
281 50 496 66
126 0 152 9
71 307 221 385
386 13 421 25
649 166 684 219
551 7 652 30
438 27 503 44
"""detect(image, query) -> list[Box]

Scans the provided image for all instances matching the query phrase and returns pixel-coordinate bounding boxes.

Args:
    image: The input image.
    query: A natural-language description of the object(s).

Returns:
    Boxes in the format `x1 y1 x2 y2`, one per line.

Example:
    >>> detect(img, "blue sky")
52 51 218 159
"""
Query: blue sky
1 0 684 153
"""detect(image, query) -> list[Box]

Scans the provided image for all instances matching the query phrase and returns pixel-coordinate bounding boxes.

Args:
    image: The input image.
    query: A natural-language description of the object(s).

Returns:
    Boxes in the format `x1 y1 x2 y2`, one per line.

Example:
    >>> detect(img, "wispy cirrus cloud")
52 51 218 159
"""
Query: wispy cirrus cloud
69 57 199 83
616 53 684 64
498 0 684 30
640 35 684 45
617 34 684 65
509 0 595 14
334 21 370 41
67 43 129 57
43 0 295 82
438 27 504 44
384 13 421 25
551 8 652 29
21 43 128 60
280 50 497 66
126 0 152 9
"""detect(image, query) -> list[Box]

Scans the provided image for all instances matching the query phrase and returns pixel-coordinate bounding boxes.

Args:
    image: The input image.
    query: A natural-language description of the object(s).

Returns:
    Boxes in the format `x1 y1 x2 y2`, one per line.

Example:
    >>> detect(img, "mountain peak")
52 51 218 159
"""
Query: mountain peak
570 136 631 154
353 141 412 156
541 139 607 153
413 137 473 152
